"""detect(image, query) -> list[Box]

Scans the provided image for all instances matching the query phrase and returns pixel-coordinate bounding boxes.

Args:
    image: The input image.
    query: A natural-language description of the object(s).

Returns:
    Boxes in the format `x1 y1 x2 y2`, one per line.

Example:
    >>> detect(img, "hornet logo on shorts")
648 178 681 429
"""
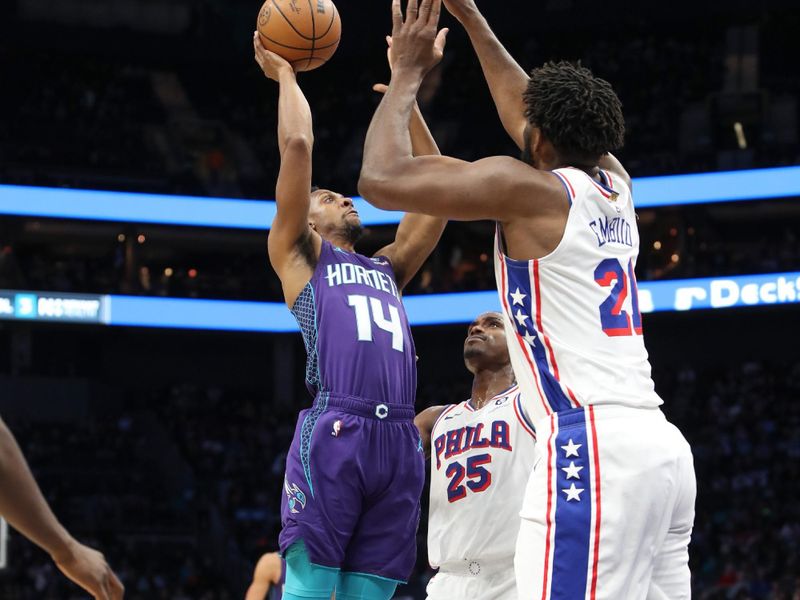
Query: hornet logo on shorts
284 480 307 514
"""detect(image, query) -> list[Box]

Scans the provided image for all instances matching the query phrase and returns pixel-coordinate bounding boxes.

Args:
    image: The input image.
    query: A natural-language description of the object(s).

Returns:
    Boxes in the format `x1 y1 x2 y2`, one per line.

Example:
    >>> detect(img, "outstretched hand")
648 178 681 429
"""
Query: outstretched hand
53 539 124 600
253 31 294 81
390 0 448 78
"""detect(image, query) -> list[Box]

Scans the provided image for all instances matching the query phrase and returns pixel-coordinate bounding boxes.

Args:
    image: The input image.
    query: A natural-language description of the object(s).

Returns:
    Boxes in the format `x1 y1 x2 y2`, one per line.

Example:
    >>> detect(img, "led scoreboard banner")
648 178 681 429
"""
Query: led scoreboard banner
1 270 799 332
1 166 799 229
0 291 109 325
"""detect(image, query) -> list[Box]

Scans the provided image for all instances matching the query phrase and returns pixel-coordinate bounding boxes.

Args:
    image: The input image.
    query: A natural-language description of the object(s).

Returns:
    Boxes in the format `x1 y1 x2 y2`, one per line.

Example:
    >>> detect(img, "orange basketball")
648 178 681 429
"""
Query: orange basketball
257 0 341 72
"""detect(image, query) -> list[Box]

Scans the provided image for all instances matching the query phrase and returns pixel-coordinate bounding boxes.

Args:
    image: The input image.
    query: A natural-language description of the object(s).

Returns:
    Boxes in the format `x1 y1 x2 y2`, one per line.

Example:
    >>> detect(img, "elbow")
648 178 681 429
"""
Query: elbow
358 164 405 210
357 171 390 208
280 134 313 157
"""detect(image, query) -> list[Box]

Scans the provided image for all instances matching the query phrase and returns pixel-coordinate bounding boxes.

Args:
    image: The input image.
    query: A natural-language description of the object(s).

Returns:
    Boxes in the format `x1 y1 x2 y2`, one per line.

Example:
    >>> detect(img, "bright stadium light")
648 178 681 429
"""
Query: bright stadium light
1 166 799 229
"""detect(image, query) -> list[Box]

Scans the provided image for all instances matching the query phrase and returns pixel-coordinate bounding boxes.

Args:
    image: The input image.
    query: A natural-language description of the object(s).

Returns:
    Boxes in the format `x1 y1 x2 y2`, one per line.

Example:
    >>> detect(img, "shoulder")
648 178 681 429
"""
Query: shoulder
475 157 570 216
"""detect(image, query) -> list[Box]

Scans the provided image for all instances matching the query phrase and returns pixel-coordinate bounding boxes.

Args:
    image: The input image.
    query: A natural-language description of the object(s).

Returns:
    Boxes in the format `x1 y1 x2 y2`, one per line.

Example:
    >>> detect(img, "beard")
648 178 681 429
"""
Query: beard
342 220 365 245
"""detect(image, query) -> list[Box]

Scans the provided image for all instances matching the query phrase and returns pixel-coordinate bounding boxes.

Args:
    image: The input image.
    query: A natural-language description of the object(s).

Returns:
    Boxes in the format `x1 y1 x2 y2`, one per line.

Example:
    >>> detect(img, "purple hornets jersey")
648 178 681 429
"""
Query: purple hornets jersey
280 240 425 582
291 239 416 407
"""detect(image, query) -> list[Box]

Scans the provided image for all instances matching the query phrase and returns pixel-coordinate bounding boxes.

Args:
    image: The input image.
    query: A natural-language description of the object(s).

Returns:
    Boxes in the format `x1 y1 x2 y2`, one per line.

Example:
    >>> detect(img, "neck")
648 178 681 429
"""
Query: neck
469 364 515 409
325 233 356 253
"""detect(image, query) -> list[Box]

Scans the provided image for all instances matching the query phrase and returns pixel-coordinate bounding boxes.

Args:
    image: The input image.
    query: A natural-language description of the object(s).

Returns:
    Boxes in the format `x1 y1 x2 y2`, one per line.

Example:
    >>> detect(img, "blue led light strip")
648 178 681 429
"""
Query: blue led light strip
1 166 798 229
1 271 798 331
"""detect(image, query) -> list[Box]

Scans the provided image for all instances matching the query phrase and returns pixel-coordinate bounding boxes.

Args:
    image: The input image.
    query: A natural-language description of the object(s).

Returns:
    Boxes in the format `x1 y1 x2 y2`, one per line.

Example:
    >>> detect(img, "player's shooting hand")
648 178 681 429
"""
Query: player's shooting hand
253 31 294 81
390 0 448 78
52 538 124 600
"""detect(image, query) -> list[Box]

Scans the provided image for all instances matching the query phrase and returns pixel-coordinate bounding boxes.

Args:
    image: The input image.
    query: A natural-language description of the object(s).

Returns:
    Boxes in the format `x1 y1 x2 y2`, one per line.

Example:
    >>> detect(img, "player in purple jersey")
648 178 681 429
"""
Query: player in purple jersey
253 33 447 600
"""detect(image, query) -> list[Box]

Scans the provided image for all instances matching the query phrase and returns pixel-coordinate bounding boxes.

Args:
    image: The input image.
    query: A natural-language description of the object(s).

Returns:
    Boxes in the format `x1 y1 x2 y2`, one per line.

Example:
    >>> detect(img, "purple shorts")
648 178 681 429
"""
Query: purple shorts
279 393 425 582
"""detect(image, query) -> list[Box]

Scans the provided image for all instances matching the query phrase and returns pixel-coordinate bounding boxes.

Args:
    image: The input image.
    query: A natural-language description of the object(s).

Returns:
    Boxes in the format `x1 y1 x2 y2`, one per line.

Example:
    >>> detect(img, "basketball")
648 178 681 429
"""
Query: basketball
257 0 341 72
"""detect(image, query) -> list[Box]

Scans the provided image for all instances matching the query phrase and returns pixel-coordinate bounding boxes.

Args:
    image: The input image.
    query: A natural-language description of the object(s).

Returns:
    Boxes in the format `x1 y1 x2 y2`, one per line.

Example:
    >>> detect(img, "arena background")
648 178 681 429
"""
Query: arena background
1 0 799 598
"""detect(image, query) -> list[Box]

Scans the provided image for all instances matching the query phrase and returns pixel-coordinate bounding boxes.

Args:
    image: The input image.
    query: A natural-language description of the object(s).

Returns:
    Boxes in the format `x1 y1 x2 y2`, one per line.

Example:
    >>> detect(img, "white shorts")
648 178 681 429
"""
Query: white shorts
515 405 695 600
426 563 516 600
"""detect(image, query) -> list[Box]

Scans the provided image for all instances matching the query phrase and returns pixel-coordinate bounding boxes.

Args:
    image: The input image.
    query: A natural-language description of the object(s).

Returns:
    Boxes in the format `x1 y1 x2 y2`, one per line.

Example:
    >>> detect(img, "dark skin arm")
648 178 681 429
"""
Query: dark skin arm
414 405 447 459
0 418 124 600
256 32 447 298
373 38 448 289
441 0 632 189
255 33 321 308
359 0 568 258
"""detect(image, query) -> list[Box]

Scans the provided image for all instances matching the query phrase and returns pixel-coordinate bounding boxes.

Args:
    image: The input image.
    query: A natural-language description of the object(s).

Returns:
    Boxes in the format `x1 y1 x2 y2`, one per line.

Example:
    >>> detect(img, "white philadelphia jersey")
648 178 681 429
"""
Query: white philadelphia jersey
494 168 662 425
427 385 537 569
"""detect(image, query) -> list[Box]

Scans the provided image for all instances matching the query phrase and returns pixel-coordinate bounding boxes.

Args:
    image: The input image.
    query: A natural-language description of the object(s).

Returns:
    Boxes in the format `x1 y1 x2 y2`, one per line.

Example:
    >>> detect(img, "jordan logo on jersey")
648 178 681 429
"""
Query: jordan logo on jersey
433 420 512 470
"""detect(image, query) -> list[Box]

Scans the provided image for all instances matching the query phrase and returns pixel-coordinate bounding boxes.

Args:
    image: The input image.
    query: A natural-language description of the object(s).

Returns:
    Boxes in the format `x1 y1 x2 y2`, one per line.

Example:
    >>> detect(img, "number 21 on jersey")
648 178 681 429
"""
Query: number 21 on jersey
594 258 643 337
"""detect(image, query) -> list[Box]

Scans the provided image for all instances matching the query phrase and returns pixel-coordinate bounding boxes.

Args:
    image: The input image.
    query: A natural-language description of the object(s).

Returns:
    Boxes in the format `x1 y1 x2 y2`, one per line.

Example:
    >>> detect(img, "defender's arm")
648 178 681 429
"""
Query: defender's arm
445 3 633 188
443 0 529 149
360 69 558 221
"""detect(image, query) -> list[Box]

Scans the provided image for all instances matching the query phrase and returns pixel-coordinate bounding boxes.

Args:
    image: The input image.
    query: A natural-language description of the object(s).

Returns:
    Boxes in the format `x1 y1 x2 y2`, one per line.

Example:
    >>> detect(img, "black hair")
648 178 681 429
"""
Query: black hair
523 61 625 164
310 185 320 193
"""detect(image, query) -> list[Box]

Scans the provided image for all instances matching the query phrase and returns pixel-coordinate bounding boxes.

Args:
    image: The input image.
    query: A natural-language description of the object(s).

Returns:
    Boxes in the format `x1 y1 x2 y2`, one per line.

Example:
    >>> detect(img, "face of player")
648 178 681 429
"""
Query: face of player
463 312 510 372
309 189 363 244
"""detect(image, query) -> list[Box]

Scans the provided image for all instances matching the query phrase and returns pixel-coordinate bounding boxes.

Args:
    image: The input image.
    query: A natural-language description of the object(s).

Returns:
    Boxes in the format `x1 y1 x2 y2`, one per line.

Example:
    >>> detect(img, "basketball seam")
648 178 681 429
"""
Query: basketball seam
318 2 337 39
270 0 315 41
306 0 315 71
259 30 338 52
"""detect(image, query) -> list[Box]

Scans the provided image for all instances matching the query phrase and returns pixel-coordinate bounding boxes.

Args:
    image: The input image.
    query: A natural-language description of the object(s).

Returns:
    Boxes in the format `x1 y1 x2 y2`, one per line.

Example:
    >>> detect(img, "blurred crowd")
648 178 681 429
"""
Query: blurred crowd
1 359 798 598
1 214 798 301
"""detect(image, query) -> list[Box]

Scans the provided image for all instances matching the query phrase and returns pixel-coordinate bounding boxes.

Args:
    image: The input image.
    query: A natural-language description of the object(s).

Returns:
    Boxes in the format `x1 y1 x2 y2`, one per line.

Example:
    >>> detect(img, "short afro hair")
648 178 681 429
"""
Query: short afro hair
523 61 625 163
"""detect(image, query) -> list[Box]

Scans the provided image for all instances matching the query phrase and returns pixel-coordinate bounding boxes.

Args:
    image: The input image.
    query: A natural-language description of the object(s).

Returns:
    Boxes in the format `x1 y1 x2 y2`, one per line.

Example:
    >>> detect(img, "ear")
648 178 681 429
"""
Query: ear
530 126 545 154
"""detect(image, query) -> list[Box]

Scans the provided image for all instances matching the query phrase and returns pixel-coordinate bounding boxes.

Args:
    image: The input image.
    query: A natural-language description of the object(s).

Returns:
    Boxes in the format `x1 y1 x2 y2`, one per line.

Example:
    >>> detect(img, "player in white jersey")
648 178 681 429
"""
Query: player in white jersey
359 0 696 598
415 312 536 600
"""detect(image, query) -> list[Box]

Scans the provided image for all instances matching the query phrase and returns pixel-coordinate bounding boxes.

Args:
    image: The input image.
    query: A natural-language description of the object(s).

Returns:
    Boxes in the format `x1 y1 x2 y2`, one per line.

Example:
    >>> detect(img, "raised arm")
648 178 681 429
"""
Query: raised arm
0 417 123 600
443 0 529 149
374 99 449 289
445 2 632 187
359 0 560 222
371 36 448 290
254 33 321 306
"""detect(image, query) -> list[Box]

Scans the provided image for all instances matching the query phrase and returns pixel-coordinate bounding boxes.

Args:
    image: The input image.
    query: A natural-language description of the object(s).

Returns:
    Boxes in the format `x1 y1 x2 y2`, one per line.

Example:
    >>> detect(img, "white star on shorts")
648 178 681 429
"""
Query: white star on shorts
561 439 582 458
562 483 585 502
514 309 529 326
561 460 583 480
